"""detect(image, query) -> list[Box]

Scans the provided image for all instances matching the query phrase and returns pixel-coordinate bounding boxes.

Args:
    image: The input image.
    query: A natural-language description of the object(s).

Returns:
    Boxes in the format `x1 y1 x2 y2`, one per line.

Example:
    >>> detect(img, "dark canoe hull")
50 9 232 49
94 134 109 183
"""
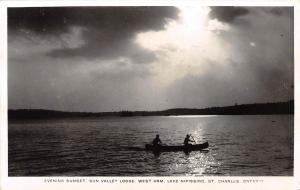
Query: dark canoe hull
145 142 209 152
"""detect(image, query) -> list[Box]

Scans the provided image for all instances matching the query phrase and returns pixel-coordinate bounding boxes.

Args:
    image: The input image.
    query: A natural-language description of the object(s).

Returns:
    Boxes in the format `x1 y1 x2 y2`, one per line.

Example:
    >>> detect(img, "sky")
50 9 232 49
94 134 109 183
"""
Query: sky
8 6 294 112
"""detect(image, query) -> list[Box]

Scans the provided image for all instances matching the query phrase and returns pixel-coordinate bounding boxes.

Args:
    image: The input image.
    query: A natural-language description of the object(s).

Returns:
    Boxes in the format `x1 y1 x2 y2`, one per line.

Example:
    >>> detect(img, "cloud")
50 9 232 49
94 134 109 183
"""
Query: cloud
209 7 250 23
8 7 179 35
47 30 158 64
263 7 294 17
8 7 179 64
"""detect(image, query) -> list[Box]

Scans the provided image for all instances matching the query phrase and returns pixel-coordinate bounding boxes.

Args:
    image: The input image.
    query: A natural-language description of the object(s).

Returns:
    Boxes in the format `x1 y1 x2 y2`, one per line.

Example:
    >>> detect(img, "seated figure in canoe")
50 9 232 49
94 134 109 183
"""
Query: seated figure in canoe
183 134 195 155
184 134 195 147
151 134 162 156
152 134 162 147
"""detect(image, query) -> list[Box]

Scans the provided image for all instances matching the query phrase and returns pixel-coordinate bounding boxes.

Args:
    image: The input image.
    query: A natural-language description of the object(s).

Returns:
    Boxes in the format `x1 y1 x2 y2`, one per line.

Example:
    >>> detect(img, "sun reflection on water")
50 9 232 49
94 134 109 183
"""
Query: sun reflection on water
166 151 221 176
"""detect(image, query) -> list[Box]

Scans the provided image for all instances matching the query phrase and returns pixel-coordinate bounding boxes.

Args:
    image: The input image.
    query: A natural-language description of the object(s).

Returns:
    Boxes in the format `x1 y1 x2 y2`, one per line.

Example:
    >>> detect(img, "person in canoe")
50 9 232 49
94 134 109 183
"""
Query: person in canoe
152 134 162 146
151 134 162 156
184 134 195 147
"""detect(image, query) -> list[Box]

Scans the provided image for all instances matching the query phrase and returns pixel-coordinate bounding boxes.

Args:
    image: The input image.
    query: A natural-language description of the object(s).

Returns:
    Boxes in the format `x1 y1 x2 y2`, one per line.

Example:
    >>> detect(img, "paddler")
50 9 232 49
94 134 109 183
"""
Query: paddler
184 134 195 146
152 134 162 146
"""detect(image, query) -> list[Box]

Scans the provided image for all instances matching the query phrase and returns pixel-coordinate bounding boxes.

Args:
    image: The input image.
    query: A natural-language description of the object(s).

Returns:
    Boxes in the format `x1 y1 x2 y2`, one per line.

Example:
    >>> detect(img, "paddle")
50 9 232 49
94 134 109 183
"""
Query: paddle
189 134 197 144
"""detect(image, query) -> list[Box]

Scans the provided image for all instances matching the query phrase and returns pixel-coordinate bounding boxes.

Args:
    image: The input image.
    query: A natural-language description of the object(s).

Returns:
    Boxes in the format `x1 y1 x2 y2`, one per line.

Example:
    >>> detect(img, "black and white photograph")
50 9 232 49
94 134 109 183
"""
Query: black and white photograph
7 5 294 177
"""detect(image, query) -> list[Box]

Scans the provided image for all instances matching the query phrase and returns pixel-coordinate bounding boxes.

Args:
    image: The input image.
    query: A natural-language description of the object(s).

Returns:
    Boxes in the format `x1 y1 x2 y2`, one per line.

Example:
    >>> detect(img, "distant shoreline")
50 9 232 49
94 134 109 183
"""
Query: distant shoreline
8 100 294 120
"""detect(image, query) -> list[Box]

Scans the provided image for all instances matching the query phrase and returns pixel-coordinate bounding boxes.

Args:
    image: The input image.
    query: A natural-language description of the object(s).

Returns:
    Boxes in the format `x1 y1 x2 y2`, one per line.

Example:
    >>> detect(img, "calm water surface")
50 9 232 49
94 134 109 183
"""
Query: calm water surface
8 115 293 176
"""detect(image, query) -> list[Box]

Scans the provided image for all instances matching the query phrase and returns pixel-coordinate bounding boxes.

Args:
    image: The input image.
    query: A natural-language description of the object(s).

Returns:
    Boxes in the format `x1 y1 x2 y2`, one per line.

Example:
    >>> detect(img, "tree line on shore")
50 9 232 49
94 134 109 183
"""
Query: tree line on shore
8 100 294 120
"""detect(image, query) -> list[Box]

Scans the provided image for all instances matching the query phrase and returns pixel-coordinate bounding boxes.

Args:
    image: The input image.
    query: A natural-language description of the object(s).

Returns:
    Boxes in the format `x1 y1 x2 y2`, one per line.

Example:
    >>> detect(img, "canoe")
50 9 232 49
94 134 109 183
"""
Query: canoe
145 142 209 152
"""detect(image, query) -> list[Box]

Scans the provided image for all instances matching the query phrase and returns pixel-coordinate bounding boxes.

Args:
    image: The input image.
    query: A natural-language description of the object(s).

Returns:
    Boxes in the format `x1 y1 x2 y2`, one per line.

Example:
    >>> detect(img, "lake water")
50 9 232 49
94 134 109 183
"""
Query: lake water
8 115 293 176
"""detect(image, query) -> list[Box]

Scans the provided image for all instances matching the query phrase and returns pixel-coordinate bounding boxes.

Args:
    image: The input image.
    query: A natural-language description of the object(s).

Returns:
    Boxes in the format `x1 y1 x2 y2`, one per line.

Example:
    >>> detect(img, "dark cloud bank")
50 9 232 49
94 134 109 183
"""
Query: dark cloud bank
209 7 250 23
8 7 179 63
209 6 293 23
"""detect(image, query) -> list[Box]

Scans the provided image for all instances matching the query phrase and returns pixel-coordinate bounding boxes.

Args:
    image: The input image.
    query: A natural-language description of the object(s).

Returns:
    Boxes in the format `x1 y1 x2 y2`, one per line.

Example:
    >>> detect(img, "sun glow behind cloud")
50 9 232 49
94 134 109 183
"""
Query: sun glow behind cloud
136 6 231 85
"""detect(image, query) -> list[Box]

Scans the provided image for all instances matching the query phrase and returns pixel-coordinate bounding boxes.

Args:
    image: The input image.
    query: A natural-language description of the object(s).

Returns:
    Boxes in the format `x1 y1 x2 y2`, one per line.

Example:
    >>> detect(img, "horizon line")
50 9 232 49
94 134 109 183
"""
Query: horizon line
8 99 294 114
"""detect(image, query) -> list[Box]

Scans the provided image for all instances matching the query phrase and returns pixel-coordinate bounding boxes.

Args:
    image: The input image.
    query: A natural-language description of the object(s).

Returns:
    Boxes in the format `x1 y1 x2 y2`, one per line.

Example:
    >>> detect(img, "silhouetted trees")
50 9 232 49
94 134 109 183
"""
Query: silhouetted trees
8 100 294 120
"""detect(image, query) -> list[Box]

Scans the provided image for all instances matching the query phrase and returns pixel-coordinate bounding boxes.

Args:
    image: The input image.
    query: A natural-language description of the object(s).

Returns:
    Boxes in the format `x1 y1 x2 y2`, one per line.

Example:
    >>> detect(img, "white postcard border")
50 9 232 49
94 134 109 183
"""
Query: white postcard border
0 0 298 190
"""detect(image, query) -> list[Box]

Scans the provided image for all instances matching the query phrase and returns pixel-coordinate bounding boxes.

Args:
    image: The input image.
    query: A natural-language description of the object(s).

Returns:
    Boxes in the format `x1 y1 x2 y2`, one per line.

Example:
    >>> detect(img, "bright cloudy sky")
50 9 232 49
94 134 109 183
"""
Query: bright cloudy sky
8 6 294 112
